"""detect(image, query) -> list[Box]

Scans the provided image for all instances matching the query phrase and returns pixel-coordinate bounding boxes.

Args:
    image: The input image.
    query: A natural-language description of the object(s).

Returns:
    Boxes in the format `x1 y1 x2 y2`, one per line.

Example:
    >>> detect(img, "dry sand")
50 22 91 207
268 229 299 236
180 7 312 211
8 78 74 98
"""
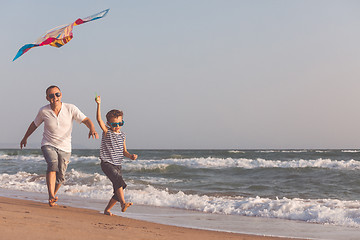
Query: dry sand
0 196 301 240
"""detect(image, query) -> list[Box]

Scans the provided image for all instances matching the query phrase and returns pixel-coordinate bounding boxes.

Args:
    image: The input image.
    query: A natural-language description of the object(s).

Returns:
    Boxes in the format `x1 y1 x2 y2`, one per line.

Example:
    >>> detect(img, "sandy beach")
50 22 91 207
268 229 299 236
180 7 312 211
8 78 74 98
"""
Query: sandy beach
0 196 299 240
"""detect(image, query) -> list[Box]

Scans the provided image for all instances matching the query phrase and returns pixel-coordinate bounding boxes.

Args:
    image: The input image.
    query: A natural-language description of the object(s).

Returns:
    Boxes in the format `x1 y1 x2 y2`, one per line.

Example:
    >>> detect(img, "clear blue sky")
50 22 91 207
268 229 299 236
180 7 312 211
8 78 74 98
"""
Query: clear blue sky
1 0 360 149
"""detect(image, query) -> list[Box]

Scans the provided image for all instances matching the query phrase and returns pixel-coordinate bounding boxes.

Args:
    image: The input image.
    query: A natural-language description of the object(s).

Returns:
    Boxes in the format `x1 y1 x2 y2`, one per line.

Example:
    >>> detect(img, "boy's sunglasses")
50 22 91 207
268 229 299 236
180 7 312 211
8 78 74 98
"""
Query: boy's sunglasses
109 121 124 127
48 92 61 99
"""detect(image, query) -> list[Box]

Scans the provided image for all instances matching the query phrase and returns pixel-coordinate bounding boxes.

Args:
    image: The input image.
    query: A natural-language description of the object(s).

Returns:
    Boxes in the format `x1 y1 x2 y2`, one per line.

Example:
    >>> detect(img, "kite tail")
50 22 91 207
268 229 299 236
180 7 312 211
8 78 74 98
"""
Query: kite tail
74 8 110 26
13 44 38 61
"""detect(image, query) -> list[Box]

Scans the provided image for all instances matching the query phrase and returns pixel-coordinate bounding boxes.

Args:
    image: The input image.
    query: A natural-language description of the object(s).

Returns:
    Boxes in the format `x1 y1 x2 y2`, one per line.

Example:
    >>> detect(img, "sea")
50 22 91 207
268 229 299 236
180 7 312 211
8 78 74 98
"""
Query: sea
1 149 360 239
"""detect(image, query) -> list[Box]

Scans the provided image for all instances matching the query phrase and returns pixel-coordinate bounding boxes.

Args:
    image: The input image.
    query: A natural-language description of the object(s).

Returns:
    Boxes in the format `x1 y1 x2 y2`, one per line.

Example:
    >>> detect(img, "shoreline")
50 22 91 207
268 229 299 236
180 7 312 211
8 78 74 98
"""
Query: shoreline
2 189 360 240
0 196 297 240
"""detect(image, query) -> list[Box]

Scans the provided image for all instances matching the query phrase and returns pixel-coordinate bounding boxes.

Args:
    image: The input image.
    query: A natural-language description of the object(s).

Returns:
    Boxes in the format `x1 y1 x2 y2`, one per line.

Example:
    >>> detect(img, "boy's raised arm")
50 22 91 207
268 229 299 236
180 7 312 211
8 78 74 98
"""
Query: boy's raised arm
95 96 108 133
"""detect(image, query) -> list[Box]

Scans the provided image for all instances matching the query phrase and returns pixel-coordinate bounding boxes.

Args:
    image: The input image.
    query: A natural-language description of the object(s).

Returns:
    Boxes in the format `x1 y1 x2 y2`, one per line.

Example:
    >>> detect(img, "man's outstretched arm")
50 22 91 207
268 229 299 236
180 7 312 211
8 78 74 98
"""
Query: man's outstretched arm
82 117 99 139
20 122 38 149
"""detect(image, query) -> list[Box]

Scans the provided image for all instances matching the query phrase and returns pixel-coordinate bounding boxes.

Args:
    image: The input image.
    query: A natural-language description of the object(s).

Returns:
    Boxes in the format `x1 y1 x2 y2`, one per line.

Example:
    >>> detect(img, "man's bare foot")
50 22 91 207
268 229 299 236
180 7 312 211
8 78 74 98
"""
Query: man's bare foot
121 202 133 212
104 210 114 216
49 198 58 207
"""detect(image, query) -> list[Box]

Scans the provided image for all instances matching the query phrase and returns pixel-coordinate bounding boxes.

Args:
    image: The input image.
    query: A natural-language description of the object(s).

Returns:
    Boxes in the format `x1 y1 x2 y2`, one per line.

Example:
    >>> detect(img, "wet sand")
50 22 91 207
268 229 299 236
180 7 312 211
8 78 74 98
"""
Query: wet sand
0 196 298 240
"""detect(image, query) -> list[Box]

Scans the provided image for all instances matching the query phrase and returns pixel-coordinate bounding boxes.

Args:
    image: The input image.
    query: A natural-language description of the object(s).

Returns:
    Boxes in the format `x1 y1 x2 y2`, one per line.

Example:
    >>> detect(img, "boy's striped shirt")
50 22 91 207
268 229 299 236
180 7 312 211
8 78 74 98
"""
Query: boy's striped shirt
100 129 125 166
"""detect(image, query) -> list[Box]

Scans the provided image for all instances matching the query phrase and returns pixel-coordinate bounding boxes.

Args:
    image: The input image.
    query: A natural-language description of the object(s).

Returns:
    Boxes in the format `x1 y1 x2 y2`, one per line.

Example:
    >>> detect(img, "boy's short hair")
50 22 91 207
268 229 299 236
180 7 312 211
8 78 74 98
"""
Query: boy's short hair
106 109 123 122
46 85 60 95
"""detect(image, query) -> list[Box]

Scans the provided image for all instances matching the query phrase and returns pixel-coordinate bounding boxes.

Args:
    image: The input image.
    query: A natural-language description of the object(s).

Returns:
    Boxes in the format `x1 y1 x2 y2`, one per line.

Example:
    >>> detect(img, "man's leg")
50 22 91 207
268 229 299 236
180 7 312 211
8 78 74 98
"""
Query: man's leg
42 146 59 206
54 149 70 198
46 171 58 206
54 183 61 196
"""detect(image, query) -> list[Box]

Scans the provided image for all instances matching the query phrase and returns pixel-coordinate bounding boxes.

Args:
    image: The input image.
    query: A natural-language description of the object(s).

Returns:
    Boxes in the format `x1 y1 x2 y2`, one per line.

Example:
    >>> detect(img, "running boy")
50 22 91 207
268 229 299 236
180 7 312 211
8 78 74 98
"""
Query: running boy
95 95 137 215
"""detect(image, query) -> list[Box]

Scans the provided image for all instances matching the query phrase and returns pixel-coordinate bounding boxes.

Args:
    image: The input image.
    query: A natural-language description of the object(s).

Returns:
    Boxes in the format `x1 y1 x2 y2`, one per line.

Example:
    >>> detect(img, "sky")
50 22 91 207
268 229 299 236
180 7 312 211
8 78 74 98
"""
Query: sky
1 0 360 149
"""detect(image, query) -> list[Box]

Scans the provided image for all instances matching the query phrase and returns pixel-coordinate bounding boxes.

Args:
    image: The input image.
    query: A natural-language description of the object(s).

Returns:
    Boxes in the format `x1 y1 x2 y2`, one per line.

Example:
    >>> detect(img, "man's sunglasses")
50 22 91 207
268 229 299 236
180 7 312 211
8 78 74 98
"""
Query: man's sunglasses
48 92 61 99
109 121 124 127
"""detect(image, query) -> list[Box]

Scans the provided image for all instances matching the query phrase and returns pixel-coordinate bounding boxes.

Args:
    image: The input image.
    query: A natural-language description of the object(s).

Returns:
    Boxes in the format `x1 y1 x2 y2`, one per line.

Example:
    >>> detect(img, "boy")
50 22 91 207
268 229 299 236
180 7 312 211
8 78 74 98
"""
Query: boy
95 95 137 215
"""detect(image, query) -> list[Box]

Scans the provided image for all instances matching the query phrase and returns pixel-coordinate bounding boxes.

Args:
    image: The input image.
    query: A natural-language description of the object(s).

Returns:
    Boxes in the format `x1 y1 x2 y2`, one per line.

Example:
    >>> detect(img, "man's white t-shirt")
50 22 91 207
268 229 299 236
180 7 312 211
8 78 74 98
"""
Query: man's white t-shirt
34 103 86 153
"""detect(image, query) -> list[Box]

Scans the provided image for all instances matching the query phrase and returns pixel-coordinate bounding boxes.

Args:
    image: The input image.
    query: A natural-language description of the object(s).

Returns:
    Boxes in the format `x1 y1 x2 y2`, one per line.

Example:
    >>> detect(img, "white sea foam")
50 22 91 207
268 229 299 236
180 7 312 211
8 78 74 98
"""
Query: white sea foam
123 157 360 170
0 172 48 193
70 155 99 162
342 150 360 153
255 150 308 153
0 153 99 163
136 176 184 185
127 186 360 228
256 150 278 153
3 153 360 170
1 170 360 228
228 150 245 153
0 170 113 199
281 150 308 153
0 154 44 162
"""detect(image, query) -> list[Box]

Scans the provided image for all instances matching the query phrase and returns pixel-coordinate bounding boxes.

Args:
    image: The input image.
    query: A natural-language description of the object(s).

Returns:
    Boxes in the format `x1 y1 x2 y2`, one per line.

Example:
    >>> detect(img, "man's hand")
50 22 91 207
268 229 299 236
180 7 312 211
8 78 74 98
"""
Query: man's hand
20 138 27 149
88 130 99 139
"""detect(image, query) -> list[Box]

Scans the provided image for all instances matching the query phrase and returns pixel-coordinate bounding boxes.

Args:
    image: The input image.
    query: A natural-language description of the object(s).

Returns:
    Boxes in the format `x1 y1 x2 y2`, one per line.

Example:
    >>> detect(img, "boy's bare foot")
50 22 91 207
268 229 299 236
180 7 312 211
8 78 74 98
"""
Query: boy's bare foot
121 202 133 212
104 210 114 216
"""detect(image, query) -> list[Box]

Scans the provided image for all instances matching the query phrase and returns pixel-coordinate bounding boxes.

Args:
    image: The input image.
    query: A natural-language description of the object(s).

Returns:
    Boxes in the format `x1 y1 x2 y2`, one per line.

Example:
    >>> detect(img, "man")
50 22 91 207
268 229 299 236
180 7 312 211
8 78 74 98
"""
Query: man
20 85 98 206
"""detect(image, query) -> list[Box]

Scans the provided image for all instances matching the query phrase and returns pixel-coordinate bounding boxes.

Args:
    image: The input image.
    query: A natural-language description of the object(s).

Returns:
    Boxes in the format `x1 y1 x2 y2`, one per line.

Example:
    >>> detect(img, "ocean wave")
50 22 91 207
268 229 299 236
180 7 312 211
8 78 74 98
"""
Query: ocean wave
1 171 360 227
255 150 279 153
0 153 99 163
255 150 308 153
127 186 360 228
0 170 112 198
70 155 99 162
122 157 360 170
0 172 48 193
228 150 245 154
0 154 44 162
2 153 360 171
280 150 308 153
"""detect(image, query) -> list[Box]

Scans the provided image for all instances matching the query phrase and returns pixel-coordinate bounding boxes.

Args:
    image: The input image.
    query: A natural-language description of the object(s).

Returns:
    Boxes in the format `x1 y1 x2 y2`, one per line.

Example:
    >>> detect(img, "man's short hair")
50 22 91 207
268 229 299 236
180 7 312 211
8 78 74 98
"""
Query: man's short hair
106 109 123 122
46 85 61 95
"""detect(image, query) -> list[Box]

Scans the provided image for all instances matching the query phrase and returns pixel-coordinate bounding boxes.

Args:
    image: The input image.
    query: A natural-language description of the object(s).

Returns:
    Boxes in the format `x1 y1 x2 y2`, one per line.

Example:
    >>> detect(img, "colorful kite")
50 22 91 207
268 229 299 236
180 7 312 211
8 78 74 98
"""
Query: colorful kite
13 9 109 61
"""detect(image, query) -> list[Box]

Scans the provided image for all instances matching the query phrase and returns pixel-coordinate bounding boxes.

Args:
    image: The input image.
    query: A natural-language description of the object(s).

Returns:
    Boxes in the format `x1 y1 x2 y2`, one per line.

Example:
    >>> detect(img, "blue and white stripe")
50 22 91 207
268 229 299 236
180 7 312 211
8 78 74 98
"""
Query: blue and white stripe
99 129 125 165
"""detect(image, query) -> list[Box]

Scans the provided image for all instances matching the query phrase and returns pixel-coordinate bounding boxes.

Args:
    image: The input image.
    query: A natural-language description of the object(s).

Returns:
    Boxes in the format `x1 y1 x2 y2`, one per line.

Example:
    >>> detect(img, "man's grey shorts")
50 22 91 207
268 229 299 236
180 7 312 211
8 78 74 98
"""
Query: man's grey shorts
41 145 71 184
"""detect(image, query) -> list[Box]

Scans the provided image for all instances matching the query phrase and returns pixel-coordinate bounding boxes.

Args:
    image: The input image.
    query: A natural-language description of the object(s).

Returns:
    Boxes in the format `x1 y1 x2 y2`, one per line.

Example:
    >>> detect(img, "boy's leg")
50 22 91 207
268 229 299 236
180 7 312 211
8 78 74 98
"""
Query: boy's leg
101 162 132 214
115 187 125 205
115 187 133 212
104 187 132 215
104 198 117 216
103 187 124 215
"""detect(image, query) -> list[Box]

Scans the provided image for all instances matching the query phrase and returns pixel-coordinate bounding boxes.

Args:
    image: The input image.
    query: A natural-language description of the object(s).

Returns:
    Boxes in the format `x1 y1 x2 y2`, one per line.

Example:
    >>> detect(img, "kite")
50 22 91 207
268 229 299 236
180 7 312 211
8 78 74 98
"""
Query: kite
13 9 109 61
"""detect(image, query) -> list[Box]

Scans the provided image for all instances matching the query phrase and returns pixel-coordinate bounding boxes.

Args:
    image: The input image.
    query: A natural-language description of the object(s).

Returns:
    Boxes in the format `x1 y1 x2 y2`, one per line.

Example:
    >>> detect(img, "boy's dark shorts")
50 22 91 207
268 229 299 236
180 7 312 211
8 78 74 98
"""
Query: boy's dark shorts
101 161 127 202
